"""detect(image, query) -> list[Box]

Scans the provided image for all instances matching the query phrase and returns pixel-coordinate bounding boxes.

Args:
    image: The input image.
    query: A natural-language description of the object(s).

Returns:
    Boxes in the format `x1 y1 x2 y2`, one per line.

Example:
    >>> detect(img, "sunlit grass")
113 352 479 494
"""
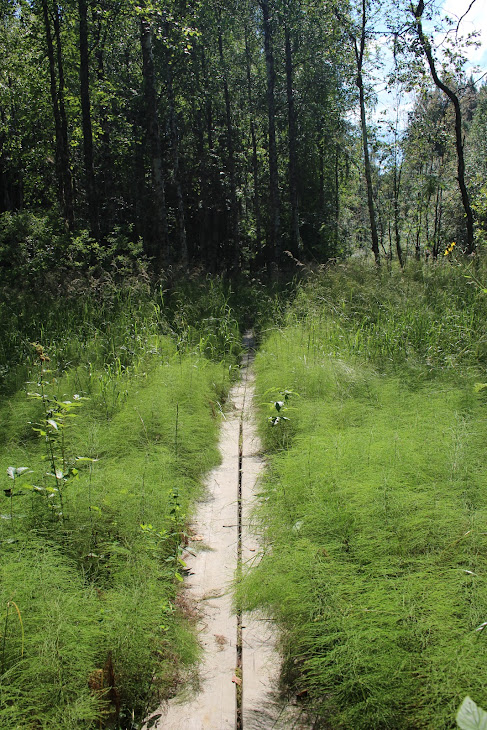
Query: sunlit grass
243 260 487 729
0 276 245 729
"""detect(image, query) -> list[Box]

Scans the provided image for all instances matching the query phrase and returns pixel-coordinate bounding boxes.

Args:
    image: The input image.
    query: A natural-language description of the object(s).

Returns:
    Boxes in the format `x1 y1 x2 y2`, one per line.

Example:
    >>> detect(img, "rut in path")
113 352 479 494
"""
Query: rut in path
143 335 309 730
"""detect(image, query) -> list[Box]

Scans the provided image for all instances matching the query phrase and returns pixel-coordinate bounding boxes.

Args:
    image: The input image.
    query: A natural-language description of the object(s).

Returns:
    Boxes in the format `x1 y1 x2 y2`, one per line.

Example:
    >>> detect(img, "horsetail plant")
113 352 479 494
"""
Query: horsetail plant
4 467 32 533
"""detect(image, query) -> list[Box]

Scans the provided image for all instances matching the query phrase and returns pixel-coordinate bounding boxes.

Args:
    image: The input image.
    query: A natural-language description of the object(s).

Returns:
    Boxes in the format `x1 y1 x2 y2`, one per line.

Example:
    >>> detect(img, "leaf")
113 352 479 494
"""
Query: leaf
7 467 31 479
32 428 47 436
75 456 99 462
47 419 59 430
457 696 487 730
15 467 31 476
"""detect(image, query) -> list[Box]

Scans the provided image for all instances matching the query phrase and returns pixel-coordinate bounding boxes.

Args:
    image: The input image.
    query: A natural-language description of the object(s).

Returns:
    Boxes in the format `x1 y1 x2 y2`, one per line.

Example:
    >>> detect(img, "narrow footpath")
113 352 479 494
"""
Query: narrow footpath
144 335 308 730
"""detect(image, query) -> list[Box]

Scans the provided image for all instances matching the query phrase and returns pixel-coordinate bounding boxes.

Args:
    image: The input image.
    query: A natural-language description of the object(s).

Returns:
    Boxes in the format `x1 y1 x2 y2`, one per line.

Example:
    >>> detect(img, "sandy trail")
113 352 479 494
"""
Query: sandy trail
144 338 308 730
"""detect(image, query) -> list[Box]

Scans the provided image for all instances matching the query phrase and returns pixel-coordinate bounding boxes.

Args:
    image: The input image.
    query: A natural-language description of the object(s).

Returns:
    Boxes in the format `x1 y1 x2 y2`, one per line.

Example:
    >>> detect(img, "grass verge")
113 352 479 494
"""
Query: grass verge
0 277 241 729
241 260 487 729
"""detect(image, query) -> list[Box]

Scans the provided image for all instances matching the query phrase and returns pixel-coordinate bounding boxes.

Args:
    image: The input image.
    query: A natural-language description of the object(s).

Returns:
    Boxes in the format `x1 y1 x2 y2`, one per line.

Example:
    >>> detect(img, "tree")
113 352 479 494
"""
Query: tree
410 0 475 254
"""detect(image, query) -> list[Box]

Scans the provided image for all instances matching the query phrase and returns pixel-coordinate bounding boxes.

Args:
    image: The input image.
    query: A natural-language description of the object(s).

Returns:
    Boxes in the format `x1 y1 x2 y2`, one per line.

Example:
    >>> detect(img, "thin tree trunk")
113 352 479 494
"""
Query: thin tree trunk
42 0 69 224
140 16 169 268
244 24 262 250
95 39 114 231
260 0 280 273
167 60 188 268
53 2 74 228
393 162 404 267
78 0 98 236
415 199 422 260
217 15 239 271
352 2 380 265
334 140 340 248
285 25 301 254
411 0 474 254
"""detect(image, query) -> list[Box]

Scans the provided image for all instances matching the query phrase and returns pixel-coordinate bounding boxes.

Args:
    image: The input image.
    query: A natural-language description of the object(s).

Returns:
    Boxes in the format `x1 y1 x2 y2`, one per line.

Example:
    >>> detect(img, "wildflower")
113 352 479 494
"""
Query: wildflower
444 242 456 256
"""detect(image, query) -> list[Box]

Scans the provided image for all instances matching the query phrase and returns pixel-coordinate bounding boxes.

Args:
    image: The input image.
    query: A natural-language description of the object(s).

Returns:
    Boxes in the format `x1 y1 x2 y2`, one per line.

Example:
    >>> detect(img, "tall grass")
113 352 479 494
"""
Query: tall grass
288 258 487 376
241 259 487 729
0 275 247 728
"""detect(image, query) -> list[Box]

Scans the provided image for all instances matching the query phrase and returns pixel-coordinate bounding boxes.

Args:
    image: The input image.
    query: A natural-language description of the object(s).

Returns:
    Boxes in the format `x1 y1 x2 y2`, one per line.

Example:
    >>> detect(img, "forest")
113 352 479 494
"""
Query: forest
2 0 487 727
1 0 486 274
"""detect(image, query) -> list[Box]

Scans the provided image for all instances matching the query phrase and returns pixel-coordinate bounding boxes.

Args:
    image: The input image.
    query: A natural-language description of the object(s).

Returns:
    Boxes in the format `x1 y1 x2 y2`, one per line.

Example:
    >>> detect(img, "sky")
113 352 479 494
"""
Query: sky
372 0 487 131
442 0 487 73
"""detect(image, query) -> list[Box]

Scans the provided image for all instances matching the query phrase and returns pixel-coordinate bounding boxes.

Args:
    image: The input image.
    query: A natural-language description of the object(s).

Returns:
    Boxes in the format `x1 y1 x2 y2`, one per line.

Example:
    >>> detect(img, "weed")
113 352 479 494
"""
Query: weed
0 276 239 728
242 259 487 729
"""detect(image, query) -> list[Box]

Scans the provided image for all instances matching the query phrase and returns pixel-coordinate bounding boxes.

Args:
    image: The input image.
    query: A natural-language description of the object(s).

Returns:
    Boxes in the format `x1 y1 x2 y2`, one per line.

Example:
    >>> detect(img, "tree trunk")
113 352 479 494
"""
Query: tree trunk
78 0 98 236
353 4 380 265
217 14 239 271
334 139 340 249
411 0 474 254
285 25 301 254
260 0 280 274
393 162 404 267
140 16 169 268
244 24 262 251
167 60 188 268
53 2 74 228
95 39 114 233
41 0 73 227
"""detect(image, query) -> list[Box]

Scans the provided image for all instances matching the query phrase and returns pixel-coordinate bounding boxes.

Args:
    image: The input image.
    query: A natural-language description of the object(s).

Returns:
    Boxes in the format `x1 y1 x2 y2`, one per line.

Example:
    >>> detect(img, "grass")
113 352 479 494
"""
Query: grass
240 259 487 729
0 275 248 729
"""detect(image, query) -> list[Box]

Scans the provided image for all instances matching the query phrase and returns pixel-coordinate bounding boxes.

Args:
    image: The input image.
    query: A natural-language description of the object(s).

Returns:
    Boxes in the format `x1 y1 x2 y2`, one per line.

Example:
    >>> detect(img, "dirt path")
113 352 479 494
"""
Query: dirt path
143 336 308 730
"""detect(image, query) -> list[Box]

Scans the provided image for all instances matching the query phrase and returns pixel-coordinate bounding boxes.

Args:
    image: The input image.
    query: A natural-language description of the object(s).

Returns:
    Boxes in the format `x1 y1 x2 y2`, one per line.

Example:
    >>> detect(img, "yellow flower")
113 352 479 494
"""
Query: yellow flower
444 242 456 256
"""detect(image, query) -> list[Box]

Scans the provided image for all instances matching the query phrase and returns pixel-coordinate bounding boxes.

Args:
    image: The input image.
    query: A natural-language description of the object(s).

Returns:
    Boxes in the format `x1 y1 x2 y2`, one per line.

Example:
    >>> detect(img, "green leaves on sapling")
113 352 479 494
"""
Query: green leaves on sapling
263 388 298 426
457 697 487 730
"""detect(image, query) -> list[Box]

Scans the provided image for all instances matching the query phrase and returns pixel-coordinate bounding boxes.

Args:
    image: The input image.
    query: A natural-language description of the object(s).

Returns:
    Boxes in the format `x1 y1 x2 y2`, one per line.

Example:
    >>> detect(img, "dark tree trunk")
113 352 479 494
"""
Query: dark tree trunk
41 0 73 227
53 2 74 228
245 24 262 250
393 162 404 267
217 14 239 271
260 0 280 273
200 45 219 272
78 0 98 236
140 16 169 268
133 125 145 243
412 0 474 254
285 25 301 254
334 140 340 249
167 60 188 268
0 121 11 212
95 39 114 232
352 2 380 265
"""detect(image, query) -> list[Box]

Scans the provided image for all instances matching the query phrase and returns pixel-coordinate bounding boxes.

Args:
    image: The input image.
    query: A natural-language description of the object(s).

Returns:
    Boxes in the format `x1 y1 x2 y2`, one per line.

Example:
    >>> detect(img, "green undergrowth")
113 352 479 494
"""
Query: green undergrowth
241 260 487 729
0 275 246 729
288 257 487 377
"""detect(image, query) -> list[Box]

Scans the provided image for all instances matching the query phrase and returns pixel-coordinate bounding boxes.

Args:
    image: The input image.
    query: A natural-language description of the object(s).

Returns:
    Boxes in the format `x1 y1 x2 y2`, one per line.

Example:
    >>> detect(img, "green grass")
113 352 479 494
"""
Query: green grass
241 260 487 729
0 274 248 729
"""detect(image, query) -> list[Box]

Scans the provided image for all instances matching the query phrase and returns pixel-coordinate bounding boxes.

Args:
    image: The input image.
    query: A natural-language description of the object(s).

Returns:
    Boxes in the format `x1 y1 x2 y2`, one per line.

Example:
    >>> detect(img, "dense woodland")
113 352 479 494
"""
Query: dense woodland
1 0 486 277
3 0 487 729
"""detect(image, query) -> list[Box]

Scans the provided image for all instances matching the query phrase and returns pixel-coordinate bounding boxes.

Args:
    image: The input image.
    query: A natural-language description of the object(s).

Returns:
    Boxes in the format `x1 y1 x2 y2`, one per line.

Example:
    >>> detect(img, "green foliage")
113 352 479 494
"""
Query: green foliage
287 259 487 375
241 259 487 729
457 697 487 730
0 278 238 728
